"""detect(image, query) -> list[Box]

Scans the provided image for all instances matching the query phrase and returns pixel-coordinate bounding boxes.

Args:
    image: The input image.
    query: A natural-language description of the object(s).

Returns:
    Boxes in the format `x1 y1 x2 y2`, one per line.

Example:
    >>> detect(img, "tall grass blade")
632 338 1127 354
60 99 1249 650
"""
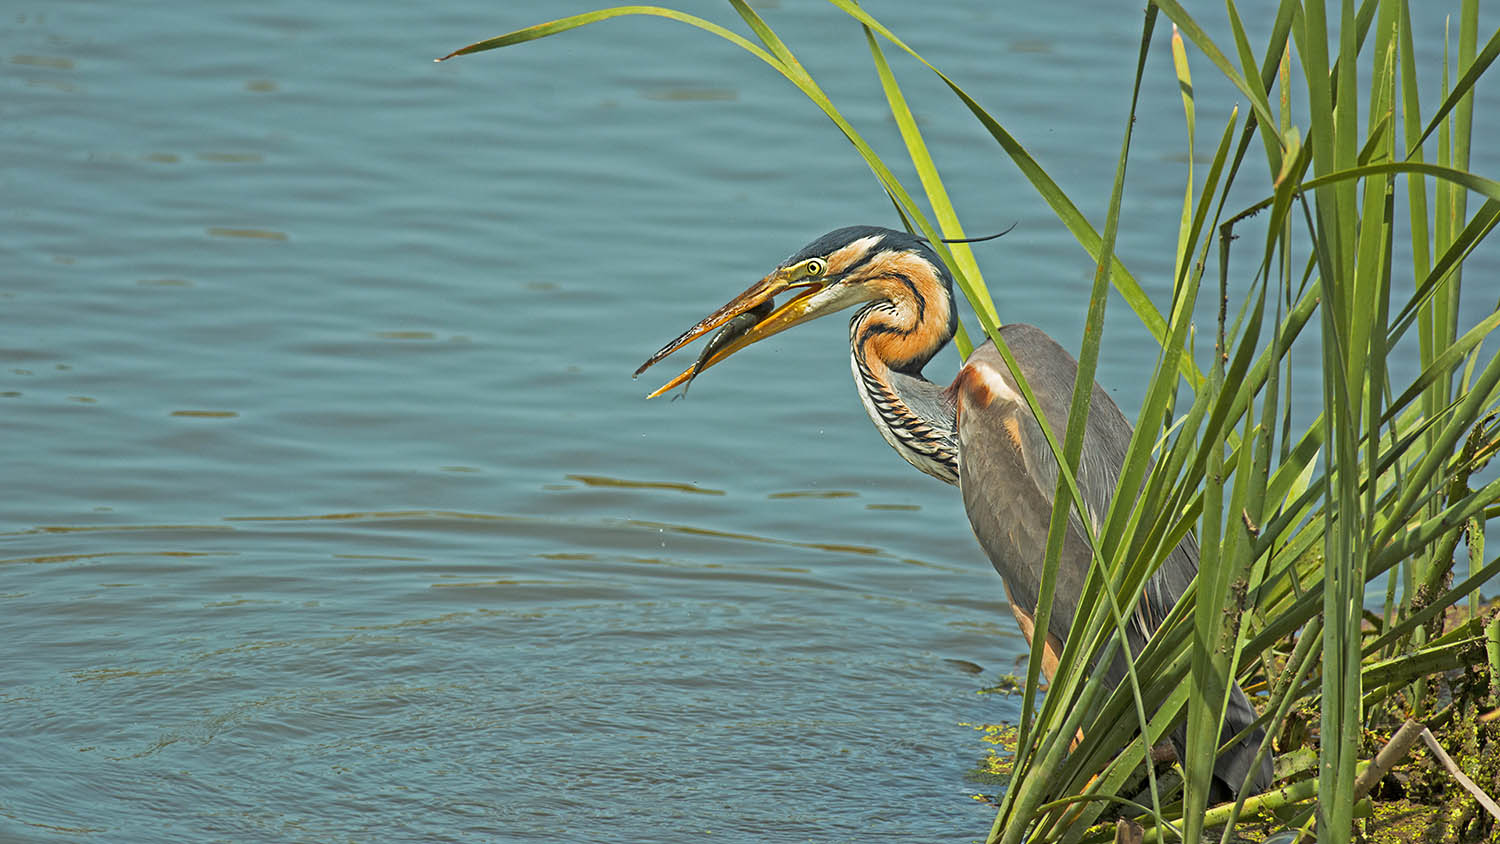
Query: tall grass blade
446 5 1500 842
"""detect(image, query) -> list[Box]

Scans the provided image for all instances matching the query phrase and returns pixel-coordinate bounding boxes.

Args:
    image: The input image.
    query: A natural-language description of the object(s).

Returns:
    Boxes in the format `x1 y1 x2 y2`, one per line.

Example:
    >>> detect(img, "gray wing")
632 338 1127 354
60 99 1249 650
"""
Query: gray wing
955 324 1190 654
954 324 1269 798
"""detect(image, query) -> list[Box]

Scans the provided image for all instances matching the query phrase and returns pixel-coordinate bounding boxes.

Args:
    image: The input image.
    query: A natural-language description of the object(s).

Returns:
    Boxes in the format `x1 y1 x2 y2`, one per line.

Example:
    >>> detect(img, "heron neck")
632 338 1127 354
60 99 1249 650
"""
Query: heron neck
849 303 960 484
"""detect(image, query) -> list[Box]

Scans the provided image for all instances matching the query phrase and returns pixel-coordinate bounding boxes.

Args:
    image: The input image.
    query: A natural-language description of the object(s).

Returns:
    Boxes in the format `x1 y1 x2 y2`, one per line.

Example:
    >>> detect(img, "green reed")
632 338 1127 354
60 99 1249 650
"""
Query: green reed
442 3 1500 841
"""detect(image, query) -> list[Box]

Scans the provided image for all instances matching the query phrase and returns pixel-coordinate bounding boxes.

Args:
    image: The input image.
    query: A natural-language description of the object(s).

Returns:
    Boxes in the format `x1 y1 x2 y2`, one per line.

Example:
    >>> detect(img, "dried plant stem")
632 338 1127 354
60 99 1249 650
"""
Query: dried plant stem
1418 726 1500 820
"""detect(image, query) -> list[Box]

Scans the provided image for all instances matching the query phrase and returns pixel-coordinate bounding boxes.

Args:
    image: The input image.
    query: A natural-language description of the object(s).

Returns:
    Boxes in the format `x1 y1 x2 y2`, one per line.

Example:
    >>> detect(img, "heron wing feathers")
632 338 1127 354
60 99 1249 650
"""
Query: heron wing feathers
952 324 1271 798
955 325 1138 651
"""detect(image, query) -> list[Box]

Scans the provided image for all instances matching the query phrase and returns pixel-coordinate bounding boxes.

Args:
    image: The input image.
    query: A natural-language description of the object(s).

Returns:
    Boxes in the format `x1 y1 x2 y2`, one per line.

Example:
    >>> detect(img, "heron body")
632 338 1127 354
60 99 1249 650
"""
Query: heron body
637 225 1272 801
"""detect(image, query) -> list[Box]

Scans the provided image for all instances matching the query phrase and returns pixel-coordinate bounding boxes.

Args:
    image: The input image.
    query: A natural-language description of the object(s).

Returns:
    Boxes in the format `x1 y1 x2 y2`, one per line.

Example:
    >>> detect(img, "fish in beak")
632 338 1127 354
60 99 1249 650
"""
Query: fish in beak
634 265 838 399
670 297 775 400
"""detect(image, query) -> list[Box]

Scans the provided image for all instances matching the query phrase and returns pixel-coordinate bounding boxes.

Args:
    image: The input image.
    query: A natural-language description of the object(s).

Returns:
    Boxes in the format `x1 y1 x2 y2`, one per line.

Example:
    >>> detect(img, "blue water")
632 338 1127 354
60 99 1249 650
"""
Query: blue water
4 2 1497 842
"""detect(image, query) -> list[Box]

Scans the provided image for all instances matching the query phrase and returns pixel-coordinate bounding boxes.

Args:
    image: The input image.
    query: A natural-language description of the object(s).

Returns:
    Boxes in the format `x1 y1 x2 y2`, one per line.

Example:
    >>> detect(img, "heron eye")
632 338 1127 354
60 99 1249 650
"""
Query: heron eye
804 259 825 277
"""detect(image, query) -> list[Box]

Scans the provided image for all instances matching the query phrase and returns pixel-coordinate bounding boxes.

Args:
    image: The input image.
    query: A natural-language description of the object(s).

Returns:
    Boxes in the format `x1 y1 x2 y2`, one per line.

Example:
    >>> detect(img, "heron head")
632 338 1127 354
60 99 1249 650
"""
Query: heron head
635 226 952 397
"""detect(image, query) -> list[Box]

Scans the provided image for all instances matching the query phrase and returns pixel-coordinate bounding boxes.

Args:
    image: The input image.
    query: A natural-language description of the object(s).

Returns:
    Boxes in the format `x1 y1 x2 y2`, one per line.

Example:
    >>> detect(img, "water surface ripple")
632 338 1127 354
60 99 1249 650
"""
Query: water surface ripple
3 1 1495 842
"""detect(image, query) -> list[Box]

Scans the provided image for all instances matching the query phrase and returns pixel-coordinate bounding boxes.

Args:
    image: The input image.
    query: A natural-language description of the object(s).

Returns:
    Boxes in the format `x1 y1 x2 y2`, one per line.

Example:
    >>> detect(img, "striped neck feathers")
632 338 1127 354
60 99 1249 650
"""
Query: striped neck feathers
846 250 959 483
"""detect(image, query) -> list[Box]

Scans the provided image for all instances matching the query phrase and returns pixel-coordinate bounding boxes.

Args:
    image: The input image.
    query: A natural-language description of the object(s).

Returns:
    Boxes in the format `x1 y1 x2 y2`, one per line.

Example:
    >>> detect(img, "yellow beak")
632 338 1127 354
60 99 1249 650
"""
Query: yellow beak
635 269 832 399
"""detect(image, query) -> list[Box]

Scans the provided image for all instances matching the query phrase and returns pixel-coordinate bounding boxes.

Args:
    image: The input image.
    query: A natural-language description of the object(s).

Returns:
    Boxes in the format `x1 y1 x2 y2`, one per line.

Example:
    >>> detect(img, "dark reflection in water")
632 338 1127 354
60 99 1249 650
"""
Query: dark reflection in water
2 0 1494 841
